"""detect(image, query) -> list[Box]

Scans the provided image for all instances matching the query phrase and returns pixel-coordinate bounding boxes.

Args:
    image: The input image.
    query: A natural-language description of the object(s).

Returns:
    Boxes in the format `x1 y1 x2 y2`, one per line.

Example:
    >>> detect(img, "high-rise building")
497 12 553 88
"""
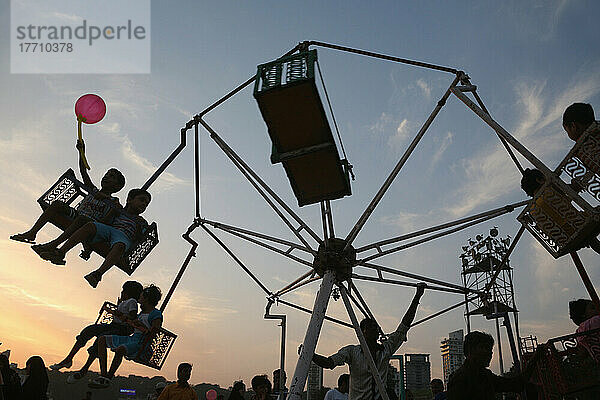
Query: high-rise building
404 354 431 392
307 362 323 400
440 329 464 385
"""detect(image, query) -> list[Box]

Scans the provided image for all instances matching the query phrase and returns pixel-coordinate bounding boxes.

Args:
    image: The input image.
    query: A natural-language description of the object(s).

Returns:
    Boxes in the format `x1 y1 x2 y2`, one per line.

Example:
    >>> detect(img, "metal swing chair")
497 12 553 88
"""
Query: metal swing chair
253 49 353 206
37 168 159 275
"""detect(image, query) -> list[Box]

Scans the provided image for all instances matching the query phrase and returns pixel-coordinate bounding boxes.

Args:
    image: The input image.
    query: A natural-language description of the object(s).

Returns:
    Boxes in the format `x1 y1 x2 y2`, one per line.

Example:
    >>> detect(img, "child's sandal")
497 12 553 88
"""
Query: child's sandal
84 271 101 288
46 249 66 266
10 233 35 244
31 244 55 260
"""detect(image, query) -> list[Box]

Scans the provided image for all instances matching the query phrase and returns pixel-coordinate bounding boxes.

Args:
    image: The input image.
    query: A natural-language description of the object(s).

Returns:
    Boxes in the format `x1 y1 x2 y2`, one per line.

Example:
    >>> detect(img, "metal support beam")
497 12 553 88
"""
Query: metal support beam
160 221 200 312
307 40 459 74
276 298 352 328
356 200 527 255
265 300 287 399
351 274 467 294
359 209 511 263
412 297 476 327
288 271 335 400
276 276 322 297
200 222 272 296
358 261 483 295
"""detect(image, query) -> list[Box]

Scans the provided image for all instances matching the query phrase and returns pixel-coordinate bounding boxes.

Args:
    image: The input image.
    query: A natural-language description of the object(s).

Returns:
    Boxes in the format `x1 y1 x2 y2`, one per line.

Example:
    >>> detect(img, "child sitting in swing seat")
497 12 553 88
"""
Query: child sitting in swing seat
11 139 125 255
43 188 152 288
48 280 143 380
88 284 163 389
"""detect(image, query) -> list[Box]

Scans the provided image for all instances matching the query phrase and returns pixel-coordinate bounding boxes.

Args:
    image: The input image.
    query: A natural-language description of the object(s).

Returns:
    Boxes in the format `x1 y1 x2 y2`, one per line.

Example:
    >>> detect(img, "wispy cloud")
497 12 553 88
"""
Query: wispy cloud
416 79 431 98
388 118 410 148
428 131 454 173
379 210 425 232
167 289 239 324
0 283 89 320
50 12 83 23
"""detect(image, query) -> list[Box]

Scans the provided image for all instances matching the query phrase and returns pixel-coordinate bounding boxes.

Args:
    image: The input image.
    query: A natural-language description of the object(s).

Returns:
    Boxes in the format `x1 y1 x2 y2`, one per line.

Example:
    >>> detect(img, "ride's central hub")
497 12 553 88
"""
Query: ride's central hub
312 238 356 280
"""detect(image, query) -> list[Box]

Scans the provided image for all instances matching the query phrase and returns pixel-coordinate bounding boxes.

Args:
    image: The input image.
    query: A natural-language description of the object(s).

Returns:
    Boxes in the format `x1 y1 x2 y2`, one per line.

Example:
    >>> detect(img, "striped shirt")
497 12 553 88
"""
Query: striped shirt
112 210 148 241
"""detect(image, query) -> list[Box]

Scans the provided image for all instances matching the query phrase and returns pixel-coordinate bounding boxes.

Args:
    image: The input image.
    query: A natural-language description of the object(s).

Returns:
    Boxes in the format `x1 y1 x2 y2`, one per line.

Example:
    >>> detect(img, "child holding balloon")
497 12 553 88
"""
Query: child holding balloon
11 93 126 254
10 139 125 251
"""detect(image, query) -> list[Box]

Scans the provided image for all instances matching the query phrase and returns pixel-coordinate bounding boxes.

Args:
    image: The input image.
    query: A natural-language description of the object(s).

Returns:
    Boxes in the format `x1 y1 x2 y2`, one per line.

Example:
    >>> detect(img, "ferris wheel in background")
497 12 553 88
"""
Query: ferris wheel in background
141 40 600 400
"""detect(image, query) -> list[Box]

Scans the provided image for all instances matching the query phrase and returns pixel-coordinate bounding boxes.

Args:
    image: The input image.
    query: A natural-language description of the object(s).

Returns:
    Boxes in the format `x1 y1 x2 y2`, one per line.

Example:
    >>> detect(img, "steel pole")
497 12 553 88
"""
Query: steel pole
570 252 600 314
338 284 390 400
287 271 335 400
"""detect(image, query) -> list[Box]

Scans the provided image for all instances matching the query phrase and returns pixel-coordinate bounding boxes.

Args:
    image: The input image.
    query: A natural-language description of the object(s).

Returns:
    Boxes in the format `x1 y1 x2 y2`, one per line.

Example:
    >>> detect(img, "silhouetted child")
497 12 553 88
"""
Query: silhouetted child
88 285 163 389
11 139 124 254
49 280 143 380
44 188 151 288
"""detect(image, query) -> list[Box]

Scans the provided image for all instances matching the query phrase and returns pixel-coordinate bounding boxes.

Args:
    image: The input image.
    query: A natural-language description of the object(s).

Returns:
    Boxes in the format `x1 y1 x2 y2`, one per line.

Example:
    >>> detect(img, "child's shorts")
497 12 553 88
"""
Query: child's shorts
105 332 144 357
92 222 132 251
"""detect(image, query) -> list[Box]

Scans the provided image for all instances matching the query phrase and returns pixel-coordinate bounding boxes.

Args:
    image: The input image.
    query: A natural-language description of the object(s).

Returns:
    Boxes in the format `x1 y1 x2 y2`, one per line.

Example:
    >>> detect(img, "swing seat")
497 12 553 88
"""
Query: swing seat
556 121 600 202
524 328 600 398
519 121 600 258
517 178 600 258
95 302 177 370
254 50 352 207
37 169 160 275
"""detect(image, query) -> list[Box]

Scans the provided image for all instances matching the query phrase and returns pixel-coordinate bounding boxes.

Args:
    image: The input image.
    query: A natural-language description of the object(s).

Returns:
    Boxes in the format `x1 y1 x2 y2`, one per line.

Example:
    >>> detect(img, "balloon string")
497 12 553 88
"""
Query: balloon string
77 116 91 170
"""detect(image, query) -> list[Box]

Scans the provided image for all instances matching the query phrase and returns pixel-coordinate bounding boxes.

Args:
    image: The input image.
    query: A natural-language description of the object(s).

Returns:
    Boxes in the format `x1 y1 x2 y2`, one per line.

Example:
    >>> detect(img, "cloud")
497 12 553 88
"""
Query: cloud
0 283 89 320
388 118 410 147
167 289 239 324
379 210 424 231
50 12 83 23
428 131 454 173
416 79 431 98
369 112 394 134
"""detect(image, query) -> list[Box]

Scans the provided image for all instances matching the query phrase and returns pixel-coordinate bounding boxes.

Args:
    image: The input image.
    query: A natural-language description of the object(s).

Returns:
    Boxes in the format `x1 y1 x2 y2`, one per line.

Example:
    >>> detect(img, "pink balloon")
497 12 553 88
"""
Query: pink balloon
206 389 217 400
75 94 106 124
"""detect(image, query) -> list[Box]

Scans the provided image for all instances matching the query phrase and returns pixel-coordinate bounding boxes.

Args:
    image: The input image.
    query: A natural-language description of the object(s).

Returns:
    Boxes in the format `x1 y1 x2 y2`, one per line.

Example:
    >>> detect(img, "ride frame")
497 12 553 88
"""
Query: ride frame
142 40 600 400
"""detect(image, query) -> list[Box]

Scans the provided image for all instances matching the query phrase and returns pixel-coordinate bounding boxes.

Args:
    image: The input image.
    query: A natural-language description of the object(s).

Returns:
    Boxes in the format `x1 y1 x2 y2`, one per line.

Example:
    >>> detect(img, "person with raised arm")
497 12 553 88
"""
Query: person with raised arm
312 283 426 400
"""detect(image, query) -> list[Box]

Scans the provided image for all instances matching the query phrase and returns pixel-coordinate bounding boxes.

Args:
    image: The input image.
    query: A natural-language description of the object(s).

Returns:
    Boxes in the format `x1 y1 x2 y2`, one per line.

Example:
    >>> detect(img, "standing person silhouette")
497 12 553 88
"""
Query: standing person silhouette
21 356 49 400
312 284 426 400
157 363 197 400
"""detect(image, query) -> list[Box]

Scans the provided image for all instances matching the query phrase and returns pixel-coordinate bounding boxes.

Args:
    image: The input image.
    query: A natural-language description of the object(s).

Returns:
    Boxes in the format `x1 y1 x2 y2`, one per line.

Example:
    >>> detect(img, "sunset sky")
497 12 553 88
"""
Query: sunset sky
1 0 600 391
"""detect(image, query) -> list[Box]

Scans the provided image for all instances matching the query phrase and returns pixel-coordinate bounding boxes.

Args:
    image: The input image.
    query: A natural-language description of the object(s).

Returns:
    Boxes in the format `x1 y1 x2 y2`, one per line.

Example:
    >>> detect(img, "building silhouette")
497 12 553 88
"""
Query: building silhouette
307 362 323 400
404 354 430 392
440 329 464 385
